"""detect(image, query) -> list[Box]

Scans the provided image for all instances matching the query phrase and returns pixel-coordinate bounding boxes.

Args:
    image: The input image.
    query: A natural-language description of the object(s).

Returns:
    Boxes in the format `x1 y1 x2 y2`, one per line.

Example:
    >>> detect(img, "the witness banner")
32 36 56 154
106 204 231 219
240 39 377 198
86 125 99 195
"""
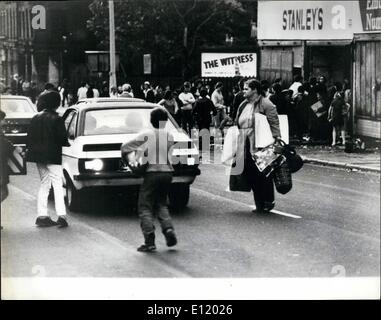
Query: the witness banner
201 53 257 78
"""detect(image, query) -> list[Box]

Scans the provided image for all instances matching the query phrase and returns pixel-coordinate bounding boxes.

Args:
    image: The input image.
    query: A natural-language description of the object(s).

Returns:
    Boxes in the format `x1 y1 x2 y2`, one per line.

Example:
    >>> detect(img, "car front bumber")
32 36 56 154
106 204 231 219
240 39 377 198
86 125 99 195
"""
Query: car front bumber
72 158 200 189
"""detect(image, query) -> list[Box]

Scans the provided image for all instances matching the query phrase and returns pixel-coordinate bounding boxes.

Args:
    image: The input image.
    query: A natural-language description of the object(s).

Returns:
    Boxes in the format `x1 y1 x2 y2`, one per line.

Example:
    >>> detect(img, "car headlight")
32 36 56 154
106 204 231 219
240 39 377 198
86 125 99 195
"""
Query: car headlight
84 159 104 171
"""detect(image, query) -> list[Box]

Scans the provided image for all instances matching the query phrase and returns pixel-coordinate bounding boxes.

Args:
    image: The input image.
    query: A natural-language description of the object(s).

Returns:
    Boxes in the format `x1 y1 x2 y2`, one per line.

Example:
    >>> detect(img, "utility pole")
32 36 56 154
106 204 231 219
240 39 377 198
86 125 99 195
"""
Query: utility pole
109 0 116 91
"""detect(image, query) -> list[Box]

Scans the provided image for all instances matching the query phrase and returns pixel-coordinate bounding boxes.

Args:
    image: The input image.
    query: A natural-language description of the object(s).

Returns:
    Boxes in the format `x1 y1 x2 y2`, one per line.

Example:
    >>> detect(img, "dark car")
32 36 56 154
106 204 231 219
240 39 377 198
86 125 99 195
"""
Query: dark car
61 98 200 210
0 95 37 144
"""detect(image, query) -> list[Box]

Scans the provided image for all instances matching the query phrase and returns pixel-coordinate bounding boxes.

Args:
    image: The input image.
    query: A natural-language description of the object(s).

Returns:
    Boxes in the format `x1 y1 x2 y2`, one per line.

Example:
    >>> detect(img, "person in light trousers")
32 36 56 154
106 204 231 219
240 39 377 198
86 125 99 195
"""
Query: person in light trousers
27 90 70 227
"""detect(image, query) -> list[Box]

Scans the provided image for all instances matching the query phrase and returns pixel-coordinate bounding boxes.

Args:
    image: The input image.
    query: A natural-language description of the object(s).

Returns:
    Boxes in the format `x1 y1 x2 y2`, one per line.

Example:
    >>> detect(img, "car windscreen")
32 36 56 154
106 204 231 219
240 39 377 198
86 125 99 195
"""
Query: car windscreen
1 99 35 114
83 108 177 135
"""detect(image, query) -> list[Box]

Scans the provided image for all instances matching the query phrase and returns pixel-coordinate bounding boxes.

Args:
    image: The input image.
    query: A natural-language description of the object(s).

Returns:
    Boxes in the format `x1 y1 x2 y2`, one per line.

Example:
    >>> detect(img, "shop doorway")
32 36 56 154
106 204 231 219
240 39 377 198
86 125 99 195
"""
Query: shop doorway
306 45 352 86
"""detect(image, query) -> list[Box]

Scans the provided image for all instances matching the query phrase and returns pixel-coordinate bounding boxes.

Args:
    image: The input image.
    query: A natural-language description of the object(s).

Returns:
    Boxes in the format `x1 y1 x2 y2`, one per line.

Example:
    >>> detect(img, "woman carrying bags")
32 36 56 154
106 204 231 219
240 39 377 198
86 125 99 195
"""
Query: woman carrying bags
231 79 281 213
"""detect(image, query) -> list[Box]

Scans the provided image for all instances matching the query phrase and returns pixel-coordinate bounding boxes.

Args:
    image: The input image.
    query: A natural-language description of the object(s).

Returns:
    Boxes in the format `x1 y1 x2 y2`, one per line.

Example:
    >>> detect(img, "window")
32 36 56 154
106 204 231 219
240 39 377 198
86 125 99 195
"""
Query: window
67 112 78 139
83 108 177 136
64 111 76 130
1 98 35 113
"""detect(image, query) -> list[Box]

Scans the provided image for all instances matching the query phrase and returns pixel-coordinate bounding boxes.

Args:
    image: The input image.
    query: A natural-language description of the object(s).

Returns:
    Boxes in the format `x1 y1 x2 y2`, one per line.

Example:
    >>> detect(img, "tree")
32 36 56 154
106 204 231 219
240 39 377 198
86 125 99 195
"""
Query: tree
87 0 256 79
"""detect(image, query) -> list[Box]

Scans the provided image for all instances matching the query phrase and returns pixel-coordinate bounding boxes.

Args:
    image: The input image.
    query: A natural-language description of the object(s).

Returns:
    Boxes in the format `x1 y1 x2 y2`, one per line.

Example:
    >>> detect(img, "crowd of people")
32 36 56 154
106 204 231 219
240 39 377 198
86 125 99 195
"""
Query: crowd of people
1 72 352 147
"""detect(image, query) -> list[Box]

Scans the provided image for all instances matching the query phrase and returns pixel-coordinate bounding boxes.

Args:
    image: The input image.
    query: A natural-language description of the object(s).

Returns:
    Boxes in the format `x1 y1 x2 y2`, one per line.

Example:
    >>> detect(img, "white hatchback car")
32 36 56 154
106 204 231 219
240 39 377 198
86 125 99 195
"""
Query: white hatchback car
61 98 200 210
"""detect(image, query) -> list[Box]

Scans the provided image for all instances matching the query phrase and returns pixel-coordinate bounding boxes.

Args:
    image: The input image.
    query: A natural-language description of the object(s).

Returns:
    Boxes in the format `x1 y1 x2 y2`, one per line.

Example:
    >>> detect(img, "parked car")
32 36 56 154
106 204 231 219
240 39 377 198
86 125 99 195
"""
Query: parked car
0 95 37 144
61 97 200 210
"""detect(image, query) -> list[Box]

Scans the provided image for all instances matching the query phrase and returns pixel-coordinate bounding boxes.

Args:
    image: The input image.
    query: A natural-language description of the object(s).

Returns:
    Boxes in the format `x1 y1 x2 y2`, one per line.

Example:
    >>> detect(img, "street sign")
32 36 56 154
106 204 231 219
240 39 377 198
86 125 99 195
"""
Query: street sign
143 54 152 74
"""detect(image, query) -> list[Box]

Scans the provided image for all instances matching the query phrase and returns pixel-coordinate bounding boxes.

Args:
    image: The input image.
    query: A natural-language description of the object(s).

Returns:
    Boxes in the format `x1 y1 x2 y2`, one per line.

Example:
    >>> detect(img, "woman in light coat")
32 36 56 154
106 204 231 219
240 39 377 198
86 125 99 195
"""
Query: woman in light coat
231 79 281 213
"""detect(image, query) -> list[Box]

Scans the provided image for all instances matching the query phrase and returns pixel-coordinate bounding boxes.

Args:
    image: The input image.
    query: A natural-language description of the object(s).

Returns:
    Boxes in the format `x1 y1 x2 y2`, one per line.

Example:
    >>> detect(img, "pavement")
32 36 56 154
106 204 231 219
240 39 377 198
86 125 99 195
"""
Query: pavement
209 135 380 173
295 143 380 173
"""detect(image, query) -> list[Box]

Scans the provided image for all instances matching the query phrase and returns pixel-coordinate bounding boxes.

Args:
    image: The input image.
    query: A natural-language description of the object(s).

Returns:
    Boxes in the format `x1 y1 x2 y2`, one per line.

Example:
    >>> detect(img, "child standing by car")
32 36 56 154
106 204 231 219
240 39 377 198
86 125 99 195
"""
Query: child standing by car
121 107 177 252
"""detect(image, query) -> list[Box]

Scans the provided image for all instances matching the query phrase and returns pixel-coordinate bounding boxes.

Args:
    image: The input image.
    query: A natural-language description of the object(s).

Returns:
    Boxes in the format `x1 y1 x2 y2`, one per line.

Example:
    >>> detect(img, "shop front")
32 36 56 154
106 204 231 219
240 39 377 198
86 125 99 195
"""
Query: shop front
257 0 381 139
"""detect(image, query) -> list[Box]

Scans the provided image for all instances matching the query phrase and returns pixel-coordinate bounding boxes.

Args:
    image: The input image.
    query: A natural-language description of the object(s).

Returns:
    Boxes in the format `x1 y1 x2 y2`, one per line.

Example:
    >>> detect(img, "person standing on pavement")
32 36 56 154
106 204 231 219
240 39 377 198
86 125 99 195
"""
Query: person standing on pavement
110 85 118 98
143 81 155 103
289 75 303 99
119 83 134 98
121 107 177 252
77 82 88 101
27 91 70 228
231 78 246 121
179 81 195 136
269 83 288 116
328 87 346 147
172 89 183 125
192 87 217 153
211 82 227 132
158 90 179 120
36 83 57 112
233 79 281 213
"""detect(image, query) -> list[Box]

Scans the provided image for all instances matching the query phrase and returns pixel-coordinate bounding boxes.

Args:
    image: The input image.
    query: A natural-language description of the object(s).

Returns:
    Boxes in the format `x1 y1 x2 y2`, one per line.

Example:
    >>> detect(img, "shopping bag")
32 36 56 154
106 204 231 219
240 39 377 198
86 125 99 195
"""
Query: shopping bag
221 126 239 165
273 159 292 194
276 139 304 173
252 144 284 177
255 113 289 148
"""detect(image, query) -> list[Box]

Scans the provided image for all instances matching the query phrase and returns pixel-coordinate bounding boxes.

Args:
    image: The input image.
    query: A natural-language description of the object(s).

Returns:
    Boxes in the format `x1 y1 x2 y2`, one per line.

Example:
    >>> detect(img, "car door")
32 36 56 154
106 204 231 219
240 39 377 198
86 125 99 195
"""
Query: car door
62 109 80 179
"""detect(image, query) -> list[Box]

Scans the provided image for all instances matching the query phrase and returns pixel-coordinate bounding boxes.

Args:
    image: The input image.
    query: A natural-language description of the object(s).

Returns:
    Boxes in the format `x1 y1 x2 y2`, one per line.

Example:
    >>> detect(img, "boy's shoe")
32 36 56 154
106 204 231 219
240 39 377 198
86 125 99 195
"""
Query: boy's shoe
57 216 68 228
138 233 156 252
164 228 177 247
35 216 57 227
137 244 157 252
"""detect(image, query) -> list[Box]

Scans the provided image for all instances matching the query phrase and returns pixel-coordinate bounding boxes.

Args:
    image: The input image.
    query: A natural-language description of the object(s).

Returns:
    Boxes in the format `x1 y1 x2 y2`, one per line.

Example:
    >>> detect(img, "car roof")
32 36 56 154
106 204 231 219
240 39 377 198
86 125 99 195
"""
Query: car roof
77 97 145 104
0 95 33 101
73 98 159 111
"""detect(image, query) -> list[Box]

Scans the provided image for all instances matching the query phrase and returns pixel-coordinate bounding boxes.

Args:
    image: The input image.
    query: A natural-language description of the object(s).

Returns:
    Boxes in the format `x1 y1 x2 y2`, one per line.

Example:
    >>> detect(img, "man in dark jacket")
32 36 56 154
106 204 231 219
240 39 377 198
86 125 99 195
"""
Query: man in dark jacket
27 91 70 227
192 87 217 153
36 83 56 112
231 78 245 120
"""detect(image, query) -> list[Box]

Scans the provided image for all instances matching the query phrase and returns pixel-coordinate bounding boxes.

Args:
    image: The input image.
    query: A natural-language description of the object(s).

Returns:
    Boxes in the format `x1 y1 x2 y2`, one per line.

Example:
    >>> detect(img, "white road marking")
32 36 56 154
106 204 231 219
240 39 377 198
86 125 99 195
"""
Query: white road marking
293 178 380 199
8 184 37 201
193 187 302 219
269 209 301 219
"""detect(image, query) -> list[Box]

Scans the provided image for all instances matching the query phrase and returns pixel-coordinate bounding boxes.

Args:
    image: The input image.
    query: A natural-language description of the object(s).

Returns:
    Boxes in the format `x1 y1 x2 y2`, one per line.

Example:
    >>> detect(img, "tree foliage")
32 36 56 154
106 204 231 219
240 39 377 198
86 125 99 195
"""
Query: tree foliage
87 0 256 78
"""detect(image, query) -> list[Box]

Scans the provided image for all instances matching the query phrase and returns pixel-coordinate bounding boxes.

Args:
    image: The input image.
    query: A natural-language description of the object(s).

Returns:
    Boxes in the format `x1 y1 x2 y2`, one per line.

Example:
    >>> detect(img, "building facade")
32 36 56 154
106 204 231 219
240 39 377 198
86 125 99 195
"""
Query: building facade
257 0 381 139
0 2 35 88
0 1 96 93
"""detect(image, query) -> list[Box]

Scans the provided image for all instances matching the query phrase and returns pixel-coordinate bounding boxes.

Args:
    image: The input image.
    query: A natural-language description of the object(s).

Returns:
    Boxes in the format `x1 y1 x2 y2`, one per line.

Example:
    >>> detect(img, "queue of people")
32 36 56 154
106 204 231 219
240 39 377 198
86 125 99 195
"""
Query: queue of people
132 75 351 148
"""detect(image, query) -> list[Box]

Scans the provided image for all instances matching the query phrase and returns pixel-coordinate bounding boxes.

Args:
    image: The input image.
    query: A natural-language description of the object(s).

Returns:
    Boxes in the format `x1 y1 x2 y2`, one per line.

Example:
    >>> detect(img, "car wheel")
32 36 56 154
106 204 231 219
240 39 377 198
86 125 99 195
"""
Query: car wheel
168 184 190 209
64 175 81 211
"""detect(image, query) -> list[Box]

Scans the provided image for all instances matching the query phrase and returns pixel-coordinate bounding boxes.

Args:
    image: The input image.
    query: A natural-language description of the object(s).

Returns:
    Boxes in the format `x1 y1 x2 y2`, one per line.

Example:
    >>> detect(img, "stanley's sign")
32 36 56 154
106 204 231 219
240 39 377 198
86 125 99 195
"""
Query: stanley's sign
258 1 381 41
